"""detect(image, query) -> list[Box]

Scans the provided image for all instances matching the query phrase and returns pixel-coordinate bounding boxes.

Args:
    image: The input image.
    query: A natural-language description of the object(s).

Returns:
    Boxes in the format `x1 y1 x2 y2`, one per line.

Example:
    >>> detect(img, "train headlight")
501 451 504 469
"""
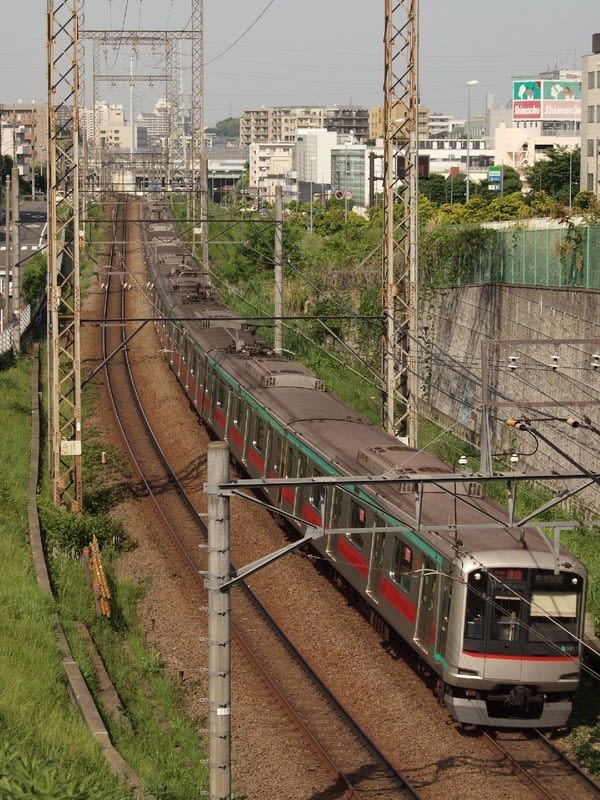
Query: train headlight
572 577 579 585
473 572 482 581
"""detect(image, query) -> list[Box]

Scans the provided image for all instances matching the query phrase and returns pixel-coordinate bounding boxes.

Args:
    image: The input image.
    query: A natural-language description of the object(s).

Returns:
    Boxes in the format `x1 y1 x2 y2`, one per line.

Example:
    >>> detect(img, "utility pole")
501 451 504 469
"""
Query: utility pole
274 185 283 354
205 443 232 800
47 0 83 512
10 166 20 353
382 0 419 445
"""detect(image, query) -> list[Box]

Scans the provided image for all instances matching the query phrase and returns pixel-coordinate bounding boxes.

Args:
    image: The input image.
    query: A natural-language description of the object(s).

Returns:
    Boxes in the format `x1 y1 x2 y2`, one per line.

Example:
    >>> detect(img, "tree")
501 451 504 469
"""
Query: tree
419 173 450 204
206 117 240 139
524 146 580 205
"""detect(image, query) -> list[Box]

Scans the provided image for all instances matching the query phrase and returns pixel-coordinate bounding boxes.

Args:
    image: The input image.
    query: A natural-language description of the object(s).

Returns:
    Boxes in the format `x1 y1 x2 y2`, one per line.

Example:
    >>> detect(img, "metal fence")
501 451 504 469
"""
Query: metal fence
470 225 600 289
0 305 32 356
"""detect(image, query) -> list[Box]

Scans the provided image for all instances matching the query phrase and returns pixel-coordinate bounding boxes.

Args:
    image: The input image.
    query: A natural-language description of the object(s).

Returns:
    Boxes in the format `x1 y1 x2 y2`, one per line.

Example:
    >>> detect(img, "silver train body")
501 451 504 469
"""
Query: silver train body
142 202 587 728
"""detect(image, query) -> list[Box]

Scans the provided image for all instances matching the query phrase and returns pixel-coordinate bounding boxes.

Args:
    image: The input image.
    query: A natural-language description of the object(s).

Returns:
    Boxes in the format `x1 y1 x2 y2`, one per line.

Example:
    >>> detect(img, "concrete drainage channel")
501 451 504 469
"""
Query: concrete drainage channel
27 344 149 797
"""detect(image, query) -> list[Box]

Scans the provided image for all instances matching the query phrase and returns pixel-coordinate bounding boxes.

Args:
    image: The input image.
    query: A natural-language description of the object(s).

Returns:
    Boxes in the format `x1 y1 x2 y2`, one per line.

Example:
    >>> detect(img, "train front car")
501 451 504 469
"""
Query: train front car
443 548 586 728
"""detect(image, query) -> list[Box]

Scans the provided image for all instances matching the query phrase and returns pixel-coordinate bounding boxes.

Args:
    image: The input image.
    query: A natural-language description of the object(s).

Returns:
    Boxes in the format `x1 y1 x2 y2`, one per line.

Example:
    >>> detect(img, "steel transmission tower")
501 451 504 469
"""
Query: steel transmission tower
382 0 419 445
47 0 83 511
191 0 209 275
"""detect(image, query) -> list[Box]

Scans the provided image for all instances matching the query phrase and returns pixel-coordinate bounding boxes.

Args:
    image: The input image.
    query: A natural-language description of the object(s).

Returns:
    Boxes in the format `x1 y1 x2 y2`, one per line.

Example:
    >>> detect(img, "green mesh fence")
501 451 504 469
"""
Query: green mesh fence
470 225 600 288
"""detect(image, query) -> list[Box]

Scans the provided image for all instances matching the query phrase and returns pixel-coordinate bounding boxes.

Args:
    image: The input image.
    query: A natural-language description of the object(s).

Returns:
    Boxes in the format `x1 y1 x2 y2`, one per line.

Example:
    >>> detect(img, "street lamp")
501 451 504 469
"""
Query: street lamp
466 79 479 202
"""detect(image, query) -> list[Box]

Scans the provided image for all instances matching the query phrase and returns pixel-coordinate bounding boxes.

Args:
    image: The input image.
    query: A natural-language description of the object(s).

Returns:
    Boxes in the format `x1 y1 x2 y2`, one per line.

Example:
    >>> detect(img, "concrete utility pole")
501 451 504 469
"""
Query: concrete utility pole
274 184 283 354
10 166 20 352
47 0 83 512
205 443 232 800
382 0 419 445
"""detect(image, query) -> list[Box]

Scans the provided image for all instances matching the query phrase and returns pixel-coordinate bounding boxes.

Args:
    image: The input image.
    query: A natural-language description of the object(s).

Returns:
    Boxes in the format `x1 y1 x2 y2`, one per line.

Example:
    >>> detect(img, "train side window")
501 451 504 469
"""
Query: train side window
284 446 294 478
348 502 366 549
215 379 227 408
269 433 282 474
390 539 413 592
252 416 267 452
309 471 325 509
464 570 487 639
230 395 241 428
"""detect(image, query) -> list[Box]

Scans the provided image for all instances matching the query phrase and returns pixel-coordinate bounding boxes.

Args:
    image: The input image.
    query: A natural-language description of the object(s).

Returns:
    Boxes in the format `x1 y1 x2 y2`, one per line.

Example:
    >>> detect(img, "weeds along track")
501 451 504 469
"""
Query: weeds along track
99 194 422 799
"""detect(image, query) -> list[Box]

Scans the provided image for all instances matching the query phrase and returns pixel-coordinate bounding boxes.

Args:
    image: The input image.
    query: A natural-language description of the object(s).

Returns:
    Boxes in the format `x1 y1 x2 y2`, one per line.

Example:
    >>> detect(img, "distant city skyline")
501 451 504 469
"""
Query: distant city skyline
2 2 597 126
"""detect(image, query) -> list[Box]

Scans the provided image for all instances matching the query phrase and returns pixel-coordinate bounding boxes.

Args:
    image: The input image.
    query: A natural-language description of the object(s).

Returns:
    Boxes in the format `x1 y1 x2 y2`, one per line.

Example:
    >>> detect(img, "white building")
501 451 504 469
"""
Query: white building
94 102 132 151
293 128 338 202
580 34 600 196
494 123 579 184
248 142 294 203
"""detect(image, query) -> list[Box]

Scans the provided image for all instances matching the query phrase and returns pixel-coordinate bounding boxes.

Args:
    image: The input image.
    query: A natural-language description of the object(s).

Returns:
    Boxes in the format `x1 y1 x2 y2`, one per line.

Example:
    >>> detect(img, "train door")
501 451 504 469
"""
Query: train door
366 516 385 602
326 487 343 558
414 557 438 653
436 575 452 659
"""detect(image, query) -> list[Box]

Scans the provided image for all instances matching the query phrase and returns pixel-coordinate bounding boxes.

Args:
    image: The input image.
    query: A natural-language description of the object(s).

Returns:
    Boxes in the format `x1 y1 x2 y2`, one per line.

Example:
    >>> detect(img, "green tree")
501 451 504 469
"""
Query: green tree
419 173 450 204
524 146 580 204
206 117 240 139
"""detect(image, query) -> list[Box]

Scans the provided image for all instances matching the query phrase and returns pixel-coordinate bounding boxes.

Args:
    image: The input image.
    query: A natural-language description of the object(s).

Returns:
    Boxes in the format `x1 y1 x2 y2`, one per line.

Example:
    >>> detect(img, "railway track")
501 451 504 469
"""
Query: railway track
100 195 422 799
483 728 600 800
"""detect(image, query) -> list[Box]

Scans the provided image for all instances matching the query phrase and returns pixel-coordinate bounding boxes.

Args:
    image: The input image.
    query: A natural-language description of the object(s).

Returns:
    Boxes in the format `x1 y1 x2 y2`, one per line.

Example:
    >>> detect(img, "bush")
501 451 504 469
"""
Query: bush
38 501 128 556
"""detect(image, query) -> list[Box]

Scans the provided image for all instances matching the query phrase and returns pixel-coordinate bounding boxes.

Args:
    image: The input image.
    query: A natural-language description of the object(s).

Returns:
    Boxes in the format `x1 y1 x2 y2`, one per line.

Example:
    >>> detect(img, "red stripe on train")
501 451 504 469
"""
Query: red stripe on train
379 576 417 624
462 650 576 662
337 536 368 578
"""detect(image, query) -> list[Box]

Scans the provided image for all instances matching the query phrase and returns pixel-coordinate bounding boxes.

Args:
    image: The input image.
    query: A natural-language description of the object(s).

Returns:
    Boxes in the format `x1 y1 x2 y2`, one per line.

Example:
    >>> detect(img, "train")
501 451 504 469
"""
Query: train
140 198 587 729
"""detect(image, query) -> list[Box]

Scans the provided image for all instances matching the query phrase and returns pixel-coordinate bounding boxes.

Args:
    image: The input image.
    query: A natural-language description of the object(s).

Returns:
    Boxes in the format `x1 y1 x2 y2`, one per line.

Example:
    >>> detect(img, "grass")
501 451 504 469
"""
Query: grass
0 343 211 794
0 355 133 799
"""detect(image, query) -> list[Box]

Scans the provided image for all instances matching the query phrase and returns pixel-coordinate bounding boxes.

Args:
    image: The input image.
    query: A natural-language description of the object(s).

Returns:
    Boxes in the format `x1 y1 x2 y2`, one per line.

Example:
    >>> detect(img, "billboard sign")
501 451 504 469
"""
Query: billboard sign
512 79 580 122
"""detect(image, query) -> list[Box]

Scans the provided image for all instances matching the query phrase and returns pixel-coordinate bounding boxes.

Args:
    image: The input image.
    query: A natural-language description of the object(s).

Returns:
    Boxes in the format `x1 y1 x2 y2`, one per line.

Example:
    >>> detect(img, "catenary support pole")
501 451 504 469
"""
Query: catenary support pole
206 442 231 800
274 184 283 355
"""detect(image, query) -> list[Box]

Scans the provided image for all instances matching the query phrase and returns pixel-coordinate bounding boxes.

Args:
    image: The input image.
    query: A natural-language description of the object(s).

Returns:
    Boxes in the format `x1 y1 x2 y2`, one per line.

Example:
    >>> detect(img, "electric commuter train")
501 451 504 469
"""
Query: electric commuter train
141 200 587 728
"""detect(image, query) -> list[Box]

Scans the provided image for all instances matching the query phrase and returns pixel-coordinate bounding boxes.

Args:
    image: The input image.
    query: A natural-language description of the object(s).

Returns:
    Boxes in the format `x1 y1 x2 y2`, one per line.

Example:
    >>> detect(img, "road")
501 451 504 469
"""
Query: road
0 198 48 271
0 198 47 329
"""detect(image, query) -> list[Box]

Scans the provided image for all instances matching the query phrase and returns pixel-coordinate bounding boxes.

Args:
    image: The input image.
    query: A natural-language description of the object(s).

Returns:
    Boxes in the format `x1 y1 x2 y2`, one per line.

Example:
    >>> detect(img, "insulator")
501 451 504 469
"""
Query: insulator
592 353 600 369
550 354 560 370
508 354 518 371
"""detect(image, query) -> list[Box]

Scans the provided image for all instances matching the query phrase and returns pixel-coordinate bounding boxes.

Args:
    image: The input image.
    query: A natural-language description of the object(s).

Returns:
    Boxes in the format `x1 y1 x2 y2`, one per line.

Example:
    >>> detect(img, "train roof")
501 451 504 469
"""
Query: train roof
212 346 574 566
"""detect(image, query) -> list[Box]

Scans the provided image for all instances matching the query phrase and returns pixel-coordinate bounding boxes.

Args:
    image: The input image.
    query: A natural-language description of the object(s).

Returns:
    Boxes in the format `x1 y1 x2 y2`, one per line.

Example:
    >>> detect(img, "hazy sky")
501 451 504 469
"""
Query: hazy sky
3 2 598 125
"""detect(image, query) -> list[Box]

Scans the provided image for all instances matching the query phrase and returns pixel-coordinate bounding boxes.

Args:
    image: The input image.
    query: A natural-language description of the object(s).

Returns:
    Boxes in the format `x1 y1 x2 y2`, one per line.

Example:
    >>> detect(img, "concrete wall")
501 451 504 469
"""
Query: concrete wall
422 285 600 510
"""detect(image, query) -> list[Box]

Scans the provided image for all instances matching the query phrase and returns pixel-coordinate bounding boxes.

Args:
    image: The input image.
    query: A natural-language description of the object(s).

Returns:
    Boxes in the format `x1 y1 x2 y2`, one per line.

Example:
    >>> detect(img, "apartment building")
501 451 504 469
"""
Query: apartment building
240 105 368 146
369 102 430 140
580 33 600 196
0 103 47 184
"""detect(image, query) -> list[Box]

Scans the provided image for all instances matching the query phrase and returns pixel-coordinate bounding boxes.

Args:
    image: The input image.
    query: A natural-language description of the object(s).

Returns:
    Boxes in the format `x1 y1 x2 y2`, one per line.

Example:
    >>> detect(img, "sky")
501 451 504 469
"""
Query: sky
2 1 598 126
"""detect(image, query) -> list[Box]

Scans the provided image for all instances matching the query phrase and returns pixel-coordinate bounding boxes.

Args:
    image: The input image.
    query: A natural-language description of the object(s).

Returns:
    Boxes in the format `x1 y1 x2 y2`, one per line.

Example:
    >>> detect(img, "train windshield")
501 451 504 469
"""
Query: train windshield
464 568 583 654
527 572 581 644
